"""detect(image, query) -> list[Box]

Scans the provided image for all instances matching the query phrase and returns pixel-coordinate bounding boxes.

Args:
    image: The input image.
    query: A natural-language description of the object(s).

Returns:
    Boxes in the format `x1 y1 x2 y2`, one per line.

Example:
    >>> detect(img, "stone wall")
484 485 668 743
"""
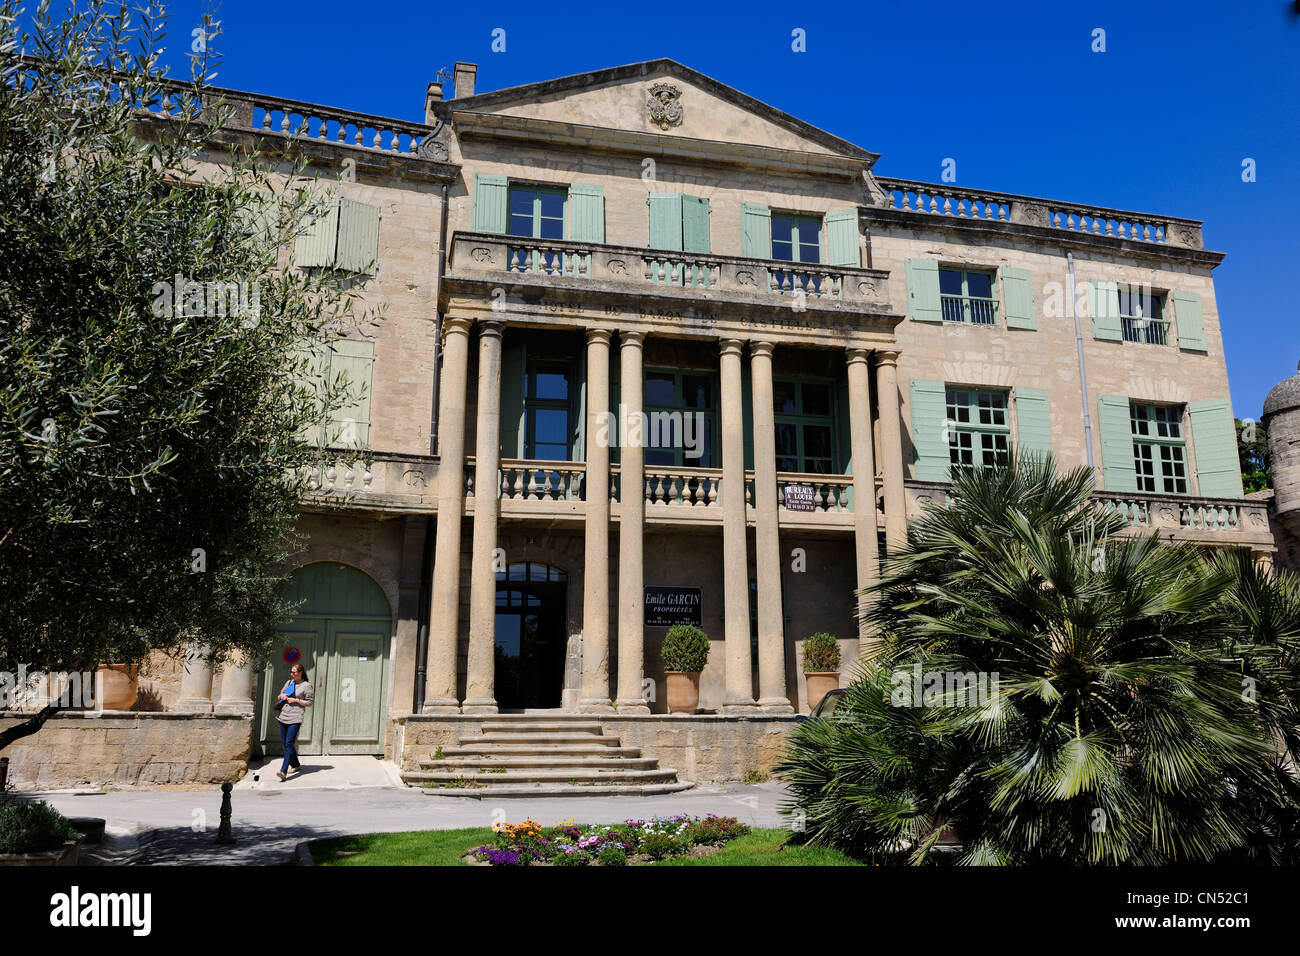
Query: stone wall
0 712 252 790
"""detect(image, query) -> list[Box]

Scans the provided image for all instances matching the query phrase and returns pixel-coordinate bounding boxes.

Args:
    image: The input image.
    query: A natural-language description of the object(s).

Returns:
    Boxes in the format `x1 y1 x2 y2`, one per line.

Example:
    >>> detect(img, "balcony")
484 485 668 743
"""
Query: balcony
447 232 893 312
905 480 1273 549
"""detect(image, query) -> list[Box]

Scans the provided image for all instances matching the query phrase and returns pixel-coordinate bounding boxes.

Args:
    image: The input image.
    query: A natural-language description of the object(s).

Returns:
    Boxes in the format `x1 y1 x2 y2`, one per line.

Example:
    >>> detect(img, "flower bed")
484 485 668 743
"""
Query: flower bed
464 814 751 866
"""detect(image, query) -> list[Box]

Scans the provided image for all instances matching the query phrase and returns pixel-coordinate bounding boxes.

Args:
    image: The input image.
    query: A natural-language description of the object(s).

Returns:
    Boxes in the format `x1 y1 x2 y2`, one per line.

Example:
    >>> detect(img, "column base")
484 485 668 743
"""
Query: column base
614 699 651 714
421 698 461 714
721 699 759 714
461 699 498 715
213 700 255 716
174 698 214 714
757 697 795 714
579 698 616 714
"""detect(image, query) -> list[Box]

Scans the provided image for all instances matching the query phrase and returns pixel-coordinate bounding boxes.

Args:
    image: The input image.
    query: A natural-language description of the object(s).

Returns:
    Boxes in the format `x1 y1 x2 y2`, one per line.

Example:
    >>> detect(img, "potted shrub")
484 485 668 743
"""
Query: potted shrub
802 632 841 712
0 799 81 866
661 625 709 714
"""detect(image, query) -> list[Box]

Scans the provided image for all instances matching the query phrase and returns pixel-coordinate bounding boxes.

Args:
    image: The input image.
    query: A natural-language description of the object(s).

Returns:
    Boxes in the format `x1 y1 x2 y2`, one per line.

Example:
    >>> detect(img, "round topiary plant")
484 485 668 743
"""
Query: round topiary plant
661 625 710 673
801 632 841 673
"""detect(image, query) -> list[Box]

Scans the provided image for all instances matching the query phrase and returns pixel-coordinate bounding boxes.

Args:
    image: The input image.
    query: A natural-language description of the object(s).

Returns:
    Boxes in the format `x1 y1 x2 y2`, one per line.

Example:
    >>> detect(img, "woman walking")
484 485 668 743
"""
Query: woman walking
276 663 314 781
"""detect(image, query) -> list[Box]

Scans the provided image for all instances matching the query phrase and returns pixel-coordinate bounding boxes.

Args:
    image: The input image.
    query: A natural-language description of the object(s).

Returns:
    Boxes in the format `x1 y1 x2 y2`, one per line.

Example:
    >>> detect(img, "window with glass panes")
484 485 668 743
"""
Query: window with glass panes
507 185 566 274
1118 286 1168 345
524 362 571 461
773 380 836 474
938 269 997 324
771 215 822 263
1130 403 1187 493
946 388 1010 469
643 370 715 467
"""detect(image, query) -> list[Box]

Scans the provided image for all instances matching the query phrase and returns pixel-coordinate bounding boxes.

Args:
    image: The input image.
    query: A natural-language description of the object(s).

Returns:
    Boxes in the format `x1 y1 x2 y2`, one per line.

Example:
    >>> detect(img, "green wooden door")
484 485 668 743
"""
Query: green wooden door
323 620 390 754
259 624 324 756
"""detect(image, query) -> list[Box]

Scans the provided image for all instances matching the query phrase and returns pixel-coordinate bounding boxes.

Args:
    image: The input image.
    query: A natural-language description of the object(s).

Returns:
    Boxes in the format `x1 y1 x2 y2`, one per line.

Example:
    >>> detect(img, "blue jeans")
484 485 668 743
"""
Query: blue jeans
279 721 302 773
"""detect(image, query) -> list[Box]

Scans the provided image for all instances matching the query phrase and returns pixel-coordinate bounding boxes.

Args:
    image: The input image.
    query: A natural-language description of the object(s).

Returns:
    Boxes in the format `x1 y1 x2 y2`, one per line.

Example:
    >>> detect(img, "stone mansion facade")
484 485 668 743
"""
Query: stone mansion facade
3 58 1272 787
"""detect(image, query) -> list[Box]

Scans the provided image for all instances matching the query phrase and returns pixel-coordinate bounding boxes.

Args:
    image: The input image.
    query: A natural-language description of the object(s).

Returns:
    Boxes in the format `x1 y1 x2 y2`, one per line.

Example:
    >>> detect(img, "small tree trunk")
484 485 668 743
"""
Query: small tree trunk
0 703 63 755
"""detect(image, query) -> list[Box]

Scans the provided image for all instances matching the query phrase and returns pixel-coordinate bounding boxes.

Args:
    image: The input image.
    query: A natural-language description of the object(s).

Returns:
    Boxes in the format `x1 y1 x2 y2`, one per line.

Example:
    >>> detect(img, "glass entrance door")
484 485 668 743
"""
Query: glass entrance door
494 562 567 710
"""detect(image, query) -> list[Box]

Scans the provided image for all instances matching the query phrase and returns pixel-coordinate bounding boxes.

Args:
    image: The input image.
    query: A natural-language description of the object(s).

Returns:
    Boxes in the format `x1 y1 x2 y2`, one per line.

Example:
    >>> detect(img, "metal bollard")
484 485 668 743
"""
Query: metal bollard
215 780 235 844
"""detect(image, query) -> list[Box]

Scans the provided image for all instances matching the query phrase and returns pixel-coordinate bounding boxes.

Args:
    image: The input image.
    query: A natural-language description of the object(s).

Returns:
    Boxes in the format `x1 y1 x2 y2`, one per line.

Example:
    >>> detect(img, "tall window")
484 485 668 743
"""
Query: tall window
524 362 571 461
644 370 715 467
771 215 821 264
939 269 997 325
1130 403 1187 494
946 388 1010 469
1119 286 1168 345
508 185 566 274
774 380 836 474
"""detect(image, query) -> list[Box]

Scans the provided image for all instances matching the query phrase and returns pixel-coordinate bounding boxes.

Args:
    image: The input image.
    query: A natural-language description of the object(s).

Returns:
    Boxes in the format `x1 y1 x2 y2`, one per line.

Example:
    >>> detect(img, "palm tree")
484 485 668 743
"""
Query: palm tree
778 454 1295 864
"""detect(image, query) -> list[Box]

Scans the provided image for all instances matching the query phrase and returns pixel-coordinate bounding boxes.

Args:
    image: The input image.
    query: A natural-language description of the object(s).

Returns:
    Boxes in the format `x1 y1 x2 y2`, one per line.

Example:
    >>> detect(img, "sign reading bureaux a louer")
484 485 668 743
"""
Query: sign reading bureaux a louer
782 484 817 512
643 586 703 628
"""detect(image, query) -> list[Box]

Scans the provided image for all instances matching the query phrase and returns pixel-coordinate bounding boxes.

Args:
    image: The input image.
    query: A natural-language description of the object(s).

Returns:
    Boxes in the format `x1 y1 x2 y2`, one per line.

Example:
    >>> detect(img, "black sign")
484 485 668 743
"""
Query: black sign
644 586 703 627
783 484 817 512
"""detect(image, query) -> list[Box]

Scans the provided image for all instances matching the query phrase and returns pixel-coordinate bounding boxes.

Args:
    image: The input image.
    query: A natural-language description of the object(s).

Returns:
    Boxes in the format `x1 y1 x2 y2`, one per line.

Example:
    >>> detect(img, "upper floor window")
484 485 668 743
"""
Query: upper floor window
1118 286 1168 346
774 380 836 474
508 186 566 240
1130 402 1187 494
771 214 822 264
524 361 571 461
644 370 715 467
946 387 1010 470
939 269 997 325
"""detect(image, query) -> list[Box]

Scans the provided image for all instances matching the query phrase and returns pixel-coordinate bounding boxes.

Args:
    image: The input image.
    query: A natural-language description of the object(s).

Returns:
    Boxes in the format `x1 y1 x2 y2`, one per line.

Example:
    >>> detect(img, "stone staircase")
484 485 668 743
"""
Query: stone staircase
402 715 693 798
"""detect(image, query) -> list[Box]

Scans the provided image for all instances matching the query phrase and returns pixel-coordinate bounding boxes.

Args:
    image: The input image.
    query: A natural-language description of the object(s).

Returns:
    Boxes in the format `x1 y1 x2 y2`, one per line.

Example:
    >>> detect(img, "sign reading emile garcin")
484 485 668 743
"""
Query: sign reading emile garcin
643 586 702 627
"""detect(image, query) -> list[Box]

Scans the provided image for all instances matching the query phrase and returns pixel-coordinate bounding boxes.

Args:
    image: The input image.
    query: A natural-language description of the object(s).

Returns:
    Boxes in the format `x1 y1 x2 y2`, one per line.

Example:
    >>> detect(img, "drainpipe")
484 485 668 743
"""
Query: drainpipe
1068 251 1095 471
415 182 451 712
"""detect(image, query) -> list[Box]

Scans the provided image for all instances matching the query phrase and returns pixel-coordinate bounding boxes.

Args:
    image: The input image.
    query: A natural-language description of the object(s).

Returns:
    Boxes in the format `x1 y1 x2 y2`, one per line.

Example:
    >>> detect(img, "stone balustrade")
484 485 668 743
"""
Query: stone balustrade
875 177 1205 250
298 451 438 510
451 232 892 308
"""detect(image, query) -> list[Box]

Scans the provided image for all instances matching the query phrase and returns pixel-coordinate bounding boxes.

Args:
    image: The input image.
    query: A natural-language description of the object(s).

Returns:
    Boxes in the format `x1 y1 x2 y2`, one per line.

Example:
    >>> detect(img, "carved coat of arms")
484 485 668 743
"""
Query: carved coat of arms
646 82 683 130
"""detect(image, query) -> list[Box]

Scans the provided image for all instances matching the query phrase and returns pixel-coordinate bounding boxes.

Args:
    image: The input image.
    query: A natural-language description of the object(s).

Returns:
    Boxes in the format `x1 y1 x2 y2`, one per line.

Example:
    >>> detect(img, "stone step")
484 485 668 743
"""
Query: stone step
418 781 696 799
459 733 620 746
443 744 644 758
420 756 660 771
404 767 680 786
476 721 606 734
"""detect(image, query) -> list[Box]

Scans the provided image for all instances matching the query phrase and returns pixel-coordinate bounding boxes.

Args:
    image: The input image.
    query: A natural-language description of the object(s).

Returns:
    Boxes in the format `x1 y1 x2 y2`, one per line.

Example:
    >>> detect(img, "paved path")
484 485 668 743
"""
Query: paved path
32 759 794 865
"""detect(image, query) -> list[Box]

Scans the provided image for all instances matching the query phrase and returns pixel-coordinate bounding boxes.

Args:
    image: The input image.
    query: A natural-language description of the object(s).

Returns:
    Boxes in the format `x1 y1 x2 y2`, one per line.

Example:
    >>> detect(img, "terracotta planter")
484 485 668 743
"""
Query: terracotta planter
664 671 701 714
98 664 138 711
805 672 840 712
0 840 79 866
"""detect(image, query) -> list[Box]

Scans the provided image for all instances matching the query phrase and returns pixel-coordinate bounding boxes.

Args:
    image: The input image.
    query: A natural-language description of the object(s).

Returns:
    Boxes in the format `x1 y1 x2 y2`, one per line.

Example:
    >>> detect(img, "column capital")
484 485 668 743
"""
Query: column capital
845 347 871 366
442 315 474 338
874 349 900 368
477 318 505 339
719 337 745 357
620 329 646 348
750 340 776 358
586 327 613 345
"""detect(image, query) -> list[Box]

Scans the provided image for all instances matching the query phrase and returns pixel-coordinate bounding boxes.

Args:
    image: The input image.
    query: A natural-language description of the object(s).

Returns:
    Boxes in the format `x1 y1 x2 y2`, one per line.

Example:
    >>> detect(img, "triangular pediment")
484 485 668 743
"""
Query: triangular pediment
446 60 876 164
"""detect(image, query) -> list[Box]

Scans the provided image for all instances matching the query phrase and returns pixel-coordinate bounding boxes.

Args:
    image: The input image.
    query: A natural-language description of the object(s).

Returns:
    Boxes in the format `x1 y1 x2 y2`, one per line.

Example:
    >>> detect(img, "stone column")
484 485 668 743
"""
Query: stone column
720 338 757 711
214 652 255 716
424 316 473 712
847 348 880 645
750 342 793 712
875 350 908 553
176 643 214 713
464 320 504 714
580 329 615 712
615 331 650 713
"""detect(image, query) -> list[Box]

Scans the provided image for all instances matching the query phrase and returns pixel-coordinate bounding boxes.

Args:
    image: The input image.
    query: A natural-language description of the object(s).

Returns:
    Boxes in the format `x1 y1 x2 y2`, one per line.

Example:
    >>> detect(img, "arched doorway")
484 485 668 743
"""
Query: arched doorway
495 562 567 710
257 562 392 756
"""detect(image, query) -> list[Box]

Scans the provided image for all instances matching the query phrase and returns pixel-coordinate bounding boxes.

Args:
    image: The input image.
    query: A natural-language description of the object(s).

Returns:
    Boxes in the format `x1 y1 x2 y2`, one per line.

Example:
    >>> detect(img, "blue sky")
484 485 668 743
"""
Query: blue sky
132 0 1300 417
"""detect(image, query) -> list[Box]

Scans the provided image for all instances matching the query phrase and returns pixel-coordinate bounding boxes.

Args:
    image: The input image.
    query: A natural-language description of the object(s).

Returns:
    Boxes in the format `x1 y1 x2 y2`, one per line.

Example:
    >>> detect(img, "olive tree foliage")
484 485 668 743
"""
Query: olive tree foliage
0 0 374 748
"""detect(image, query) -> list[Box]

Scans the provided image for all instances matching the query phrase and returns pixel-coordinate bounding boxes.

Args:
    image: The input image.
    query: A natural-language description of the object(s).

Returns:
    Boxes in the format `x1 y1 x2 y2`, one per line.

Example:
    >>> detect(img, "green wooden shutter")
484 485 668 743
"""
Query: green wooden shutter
568 183 604 243
499 341 525 459
1015 387 1052 460
909 379 949 482
326 339 374 449
472 173 508 234
1189 399 1244 498
741 202 771 258
648 193 684 251
1002 267 1036 330
824 209 859 267
1173 291 1207 352
1090 280 1122 340
293 197 339 268
293 338 331 445
905 258 942 323
237 192 278 265
1097 394 1136 491
682 196 711 254
336 198 380 275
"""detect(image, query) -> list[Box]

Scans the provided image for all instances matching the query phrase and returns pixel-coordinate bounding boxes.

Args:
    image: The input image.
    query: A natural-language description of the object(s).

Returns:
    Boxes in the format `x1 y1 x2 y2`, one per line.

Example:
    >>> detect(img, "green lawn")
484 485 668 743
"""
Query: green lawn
308 827 862 866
